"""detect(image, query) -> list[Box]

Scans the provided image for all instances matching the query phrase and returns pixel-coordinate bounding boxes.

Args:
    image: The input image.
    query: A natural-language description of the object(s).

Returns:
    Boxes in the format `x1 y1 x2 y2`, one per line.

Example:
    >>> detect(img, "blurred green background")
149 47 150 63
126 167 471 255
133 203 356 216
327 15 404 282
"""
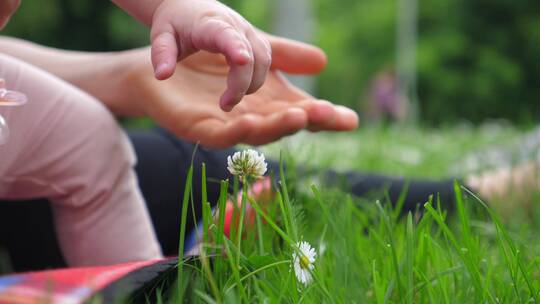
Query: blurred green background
3 0 540 125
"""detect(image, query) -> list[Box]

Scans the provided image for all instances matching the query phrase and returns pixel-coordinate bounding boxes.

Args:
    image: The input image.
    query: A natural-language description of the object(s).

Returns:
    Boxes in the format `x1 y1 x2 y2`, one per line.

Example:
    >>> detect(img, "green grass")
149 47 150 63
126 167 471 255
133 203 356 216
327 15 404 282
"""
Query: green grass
260 123 521 177
147 125 540 303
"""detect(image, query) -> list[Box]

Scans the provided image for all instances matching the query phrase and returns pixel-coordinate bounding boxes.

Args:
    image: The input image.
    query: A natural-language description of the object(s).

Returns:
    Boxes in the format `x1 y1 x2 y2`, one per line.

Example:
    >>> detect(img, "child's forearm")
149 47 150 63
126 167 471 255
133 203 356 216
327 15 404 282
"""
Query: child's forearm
0 36 109 80
0 36 141 111
111 0 164 26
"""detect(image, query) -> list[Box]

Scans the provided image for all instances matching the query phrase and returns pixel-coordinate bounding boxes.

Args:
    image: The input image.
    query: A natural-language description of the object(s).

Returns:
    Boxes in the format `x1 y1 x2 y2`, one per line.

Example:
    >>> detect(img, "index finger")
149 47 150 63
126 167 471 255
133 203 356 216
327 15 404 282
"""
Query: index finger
192 19 255 111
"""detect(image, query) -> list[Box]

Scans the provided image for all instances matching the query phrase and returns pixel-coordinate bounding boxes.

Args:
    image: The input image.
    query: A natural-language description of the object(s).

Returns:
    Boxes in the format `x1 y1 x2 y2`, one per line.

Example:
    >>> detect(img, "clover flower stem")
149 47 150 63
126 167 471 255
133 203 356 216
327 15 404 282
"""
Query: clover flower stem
235 176 249 268
231 176 240 240
255 212 265 255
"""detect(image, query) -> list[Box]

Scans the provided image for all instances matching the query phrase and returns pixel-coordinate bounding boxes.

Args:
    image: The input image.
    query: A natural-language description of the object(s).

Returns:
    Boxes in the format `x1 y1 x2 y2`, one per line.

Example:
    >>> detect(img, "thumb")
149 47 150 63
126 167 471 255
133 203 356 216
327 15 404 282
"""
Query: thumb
262 33 327 75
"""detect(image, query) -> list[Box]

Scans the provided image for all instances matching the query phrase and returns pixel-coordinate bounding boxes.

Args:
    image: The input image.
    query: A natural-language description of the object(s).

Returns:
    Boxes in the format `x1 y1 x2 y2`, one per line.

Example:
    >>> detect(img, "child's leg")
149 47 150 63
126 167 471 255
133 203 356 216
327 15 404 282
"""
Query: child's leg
0 54 162 266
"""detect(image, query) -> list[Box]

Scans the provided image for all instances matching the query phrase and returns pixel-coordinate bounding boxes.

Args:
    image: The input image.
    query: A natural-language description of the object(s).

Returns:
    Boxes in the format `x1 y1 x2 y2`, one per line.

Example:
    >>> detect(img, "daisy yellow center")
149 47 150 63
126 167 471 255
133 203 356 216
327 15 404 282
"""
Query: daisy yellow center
299 254 311 269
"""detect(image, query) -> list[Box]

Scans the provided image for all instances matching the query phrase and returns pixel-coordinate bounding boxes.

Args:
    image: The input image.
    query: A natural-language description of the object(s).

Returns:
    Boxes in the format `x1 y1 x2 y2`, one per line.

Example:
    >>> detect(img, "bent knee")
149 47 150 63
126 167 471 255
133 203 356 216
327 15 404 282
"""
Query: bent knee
52 99 137 207
3 87 137 207
0 55 138 208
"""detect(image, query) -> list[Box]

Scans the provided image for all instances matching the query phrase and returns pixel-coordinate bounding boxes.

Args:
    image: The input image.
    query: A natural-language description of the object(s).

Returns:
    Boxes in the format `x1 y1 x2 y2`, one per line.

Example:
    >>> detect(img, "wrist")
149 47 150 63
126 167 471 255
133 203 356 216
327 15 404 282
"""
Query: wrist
68 49 140 114
81 48 150 116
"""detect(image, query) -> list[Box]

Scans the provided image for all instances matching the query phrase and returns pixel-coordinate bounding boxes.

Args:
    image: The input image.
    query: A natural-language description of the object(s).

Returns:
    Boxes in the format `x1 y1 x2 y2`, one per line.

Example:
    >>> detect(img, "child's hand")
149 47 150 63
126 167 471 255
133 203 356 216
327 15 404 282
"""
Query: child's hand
150 0 271 111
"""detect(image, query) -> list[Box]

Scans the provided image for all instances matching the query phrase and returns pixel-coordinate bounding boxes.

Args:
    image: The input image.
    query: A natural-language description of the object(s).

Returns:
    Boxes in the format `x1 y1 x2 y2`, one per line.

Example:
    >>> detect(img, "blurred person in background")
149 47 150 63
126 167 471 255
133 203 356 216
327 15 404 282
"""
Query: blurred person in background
364 69 408 123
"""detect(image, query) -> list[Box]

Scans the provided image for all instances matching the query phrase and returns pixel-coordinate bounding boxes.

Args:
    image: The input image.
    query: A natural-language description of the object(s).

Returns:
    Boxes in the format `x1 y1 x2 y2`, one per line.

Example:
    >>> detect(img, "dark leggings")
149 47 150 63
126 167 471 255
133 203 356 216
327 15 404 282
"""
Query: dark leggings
0 129 456 272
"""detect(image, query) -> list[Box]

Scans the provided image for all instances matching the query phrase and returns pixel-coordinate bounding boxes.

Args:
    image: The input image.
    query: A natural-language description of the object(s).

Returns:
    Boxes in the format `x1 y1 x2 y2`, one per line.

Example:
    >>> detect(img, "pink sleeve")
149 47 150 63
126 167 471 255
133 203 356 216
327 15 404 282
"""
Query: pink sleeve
0 53 162 266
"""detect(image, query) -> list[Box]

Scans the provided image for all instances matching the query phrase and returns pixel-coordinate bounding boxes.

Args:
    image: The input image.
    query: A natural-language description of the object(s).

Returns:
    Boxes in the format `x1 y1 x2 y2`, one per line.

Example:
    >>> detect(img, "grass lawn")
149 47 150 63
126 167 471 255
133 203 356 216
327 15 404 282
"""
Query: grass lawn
142 123 540 303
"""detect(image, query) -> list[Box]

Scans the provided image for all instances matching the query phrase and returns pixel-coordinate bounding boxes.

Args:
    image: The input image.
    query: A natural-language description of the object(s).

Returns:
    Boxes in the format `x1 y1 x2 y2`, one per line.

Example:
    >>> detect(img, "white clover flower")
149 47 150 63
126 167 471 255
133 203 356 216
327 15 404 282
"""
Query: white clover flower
227 149 267 179
292 241 317 285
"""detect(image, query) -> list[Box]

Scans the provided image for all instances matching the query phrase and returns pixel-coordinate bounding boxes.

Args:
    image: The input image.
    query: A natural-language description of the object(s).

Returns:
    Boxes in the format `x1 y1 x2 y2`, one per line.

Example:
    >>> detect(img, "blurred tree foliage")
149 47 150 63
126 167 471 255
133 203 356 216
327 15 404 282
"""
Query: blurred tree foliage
2 0 148 51
2 0 540 124
315 0 540 124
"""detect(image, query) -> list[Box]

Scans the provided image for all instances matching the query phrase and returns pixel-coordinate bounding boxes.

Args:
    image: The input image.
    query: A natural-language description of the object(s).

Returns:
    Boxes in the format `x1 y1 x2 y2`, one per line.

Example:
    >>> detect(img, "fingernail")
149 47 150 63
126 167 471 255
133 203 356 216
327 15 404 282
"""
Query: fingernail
315 100 333 108
238 49 251 61
220 99 233 112
155 63 168 78
336 105 357 115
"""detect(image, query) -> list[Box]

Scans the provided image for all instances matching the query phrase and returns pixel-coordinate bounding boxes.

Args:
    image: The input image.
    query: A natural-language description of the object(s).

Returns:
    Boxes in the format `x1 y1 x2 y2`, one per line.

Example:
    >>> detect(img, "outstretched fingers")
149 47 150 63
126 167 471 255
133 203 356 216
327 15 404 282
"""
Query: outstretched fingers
242 108 308 145
184 116 252 148
306 104 359 132
184 109 308 148
261 98 359 132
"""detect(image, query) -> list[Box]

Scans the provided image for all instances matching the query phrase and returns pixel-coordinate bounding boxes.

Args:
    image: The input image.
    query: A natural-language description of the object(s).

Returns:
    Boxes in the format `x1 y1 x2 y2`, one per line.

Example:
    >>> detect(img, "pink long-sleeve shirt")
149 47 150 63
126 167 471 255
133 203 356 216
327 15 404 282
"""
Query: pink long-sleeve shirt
0 53 162 266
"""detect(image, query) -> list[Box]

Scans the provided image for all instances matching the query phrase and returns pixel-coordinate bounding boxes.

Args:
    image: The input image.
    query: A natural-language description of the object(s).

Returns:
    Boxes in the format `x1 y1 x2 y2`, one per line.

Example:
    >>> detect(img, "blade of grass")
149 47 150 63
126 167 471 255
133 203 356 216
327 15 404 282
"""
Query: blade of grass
202 163 209 244
223 237 249 302
391 181 410 221
225 260 291 294
248 196 294 246
194 289 217 304
375 200 403 299
463 186 537 302
276 191 292 239
215 179 229 283
310 185 340 235
255 212 265 255
423 201 496 303
371 260 385 304
177 165 193 300
279 153 298 241
199 242 221 303
235 177 248 271
405 212 415 304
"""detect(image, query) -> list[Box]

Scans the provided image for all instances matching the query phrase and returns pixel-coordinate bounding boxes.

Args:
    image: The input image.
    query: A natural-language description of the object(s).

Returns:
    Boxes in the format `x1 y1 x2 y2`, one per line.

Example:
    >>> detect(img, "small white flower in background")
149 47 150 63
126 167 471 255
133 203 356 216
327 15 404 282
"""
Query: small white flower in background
227 149 267 179
292 241 317 285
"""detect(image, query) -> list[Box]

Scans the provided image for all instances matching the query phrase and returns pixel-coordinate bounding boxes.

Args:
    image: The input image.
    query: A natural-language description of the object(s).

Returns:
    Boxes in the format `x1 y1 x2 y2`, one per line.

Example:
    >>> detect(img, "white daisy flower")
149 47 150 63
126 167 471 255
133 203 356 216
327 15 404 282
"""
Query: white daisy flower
227 149 267 179
292 241 317 285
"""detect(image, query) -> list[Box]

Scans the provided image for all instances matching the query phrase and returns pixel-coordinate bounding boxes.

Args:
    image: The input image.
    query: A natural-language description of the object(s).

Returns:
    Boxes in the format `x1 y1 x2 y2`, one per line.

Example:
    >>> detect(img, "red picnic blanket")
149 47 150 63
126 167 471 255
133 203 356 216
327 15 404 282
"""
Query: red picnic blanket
0 258 177 304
